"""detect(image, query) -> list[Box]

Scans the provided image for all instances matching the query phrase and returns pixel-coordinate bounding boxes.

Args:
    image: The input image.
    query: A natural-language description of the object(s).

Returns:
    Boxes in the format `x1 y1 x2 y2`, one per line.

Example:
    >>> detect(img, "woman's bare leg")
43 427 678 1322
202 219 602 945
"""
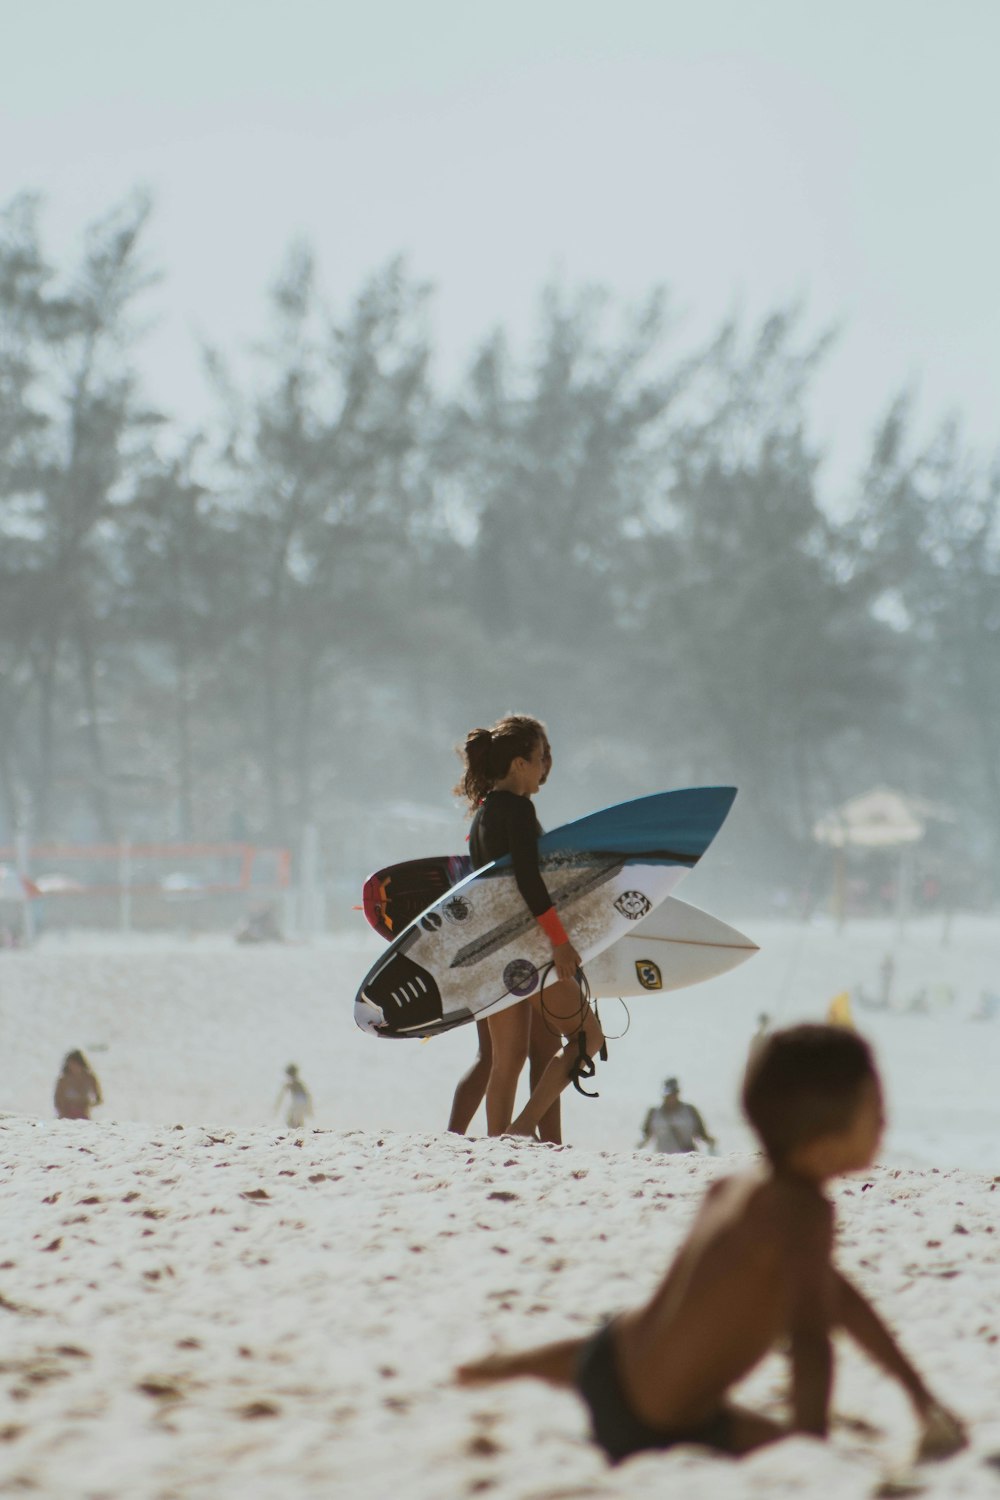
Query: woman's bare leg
485 1002 531 1135
529 1009 561 1144
456 1336 584 1389
509 992 604 1137
448 1020 493 1134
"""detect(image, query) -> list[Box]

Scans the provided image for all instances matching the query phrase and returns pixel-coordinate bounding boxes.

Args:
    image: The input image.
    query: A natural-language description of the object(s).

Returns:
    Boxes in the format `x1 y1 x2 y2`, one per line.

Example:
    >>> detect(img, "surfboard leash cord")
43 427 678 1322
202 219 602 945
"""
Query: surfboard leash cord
536 962 611 1097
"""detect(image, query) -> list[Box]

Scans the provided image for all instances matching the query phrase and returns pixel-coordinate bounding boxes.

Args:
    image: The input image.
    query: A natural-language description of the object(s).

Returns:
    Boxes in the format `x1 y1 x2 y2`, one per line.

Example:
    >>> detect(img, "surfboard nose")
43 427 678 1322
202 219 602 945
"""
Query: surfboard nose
356 951 444 1034
354 992 388 1033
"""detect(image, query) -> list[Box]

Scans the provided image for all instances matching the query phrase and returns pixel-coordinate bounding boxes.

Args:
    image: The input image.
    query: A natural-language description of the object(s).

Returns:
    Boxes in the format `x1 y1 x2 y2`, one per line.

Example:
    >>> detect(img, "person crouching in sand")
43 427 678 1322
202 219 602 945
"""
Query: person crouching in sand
457 1024 966 1465
54 1050 102 1120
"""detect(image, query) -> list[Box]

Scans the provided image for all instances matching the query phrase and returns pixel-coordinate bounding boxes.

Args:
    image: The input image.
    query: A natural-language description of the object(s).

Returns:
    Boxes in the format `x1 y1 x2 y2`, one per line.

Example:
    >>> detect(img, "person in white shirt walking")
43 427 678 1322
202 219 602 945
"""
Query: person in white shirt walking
639 1077 715 1154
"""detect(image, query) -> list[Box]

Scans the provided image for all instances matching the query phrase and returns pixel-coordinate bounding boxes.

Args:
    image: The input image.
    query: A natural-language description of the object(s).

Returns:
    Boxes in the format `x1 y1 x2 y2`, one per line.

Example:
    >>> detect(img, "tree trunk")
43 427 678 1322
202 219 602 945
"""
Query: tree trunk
75 613 115 839
293 650 318 829
174 652 194 840
33 633 60 841
261 602 286 843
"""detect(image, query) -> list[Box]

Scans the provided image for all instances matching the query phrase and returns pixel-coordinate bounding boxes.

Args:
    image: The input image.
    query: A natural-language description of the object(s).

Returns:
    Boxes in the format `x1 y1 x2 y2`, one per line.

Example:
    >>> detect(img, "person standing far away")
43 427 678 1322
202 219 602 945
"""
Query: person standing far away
276 1063 313 1129
639 1077 716 1154
54 1050 102 1120
455 715 605 1138
748 1012 771 1065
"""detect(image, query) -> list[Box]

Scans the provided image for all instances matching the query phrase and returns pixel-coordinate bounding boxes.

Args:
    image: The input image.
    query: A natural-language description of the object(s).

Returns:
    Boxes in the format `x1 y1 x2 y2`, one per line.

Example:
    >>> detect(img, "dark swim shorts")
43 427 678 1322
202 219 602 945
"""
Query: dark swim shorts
575 1320 735 1464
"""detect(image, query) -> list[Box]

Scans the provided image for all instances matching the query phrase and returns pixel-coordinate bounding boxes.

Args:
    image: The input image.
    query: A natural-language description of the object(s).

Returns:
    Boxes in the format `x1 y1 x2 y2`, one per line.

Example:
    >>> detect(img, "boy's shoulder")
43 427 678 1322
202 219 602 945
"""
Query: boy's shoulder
711 1169 833 1244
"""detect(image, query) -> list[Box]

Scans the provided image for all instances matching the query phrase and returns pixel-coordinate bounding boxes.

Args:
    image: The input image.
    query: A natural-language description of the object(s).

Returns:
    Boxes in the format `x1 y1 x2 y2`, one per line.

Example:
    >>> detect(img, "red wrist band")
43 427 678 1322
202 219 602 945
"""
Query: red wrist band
537 906 568 946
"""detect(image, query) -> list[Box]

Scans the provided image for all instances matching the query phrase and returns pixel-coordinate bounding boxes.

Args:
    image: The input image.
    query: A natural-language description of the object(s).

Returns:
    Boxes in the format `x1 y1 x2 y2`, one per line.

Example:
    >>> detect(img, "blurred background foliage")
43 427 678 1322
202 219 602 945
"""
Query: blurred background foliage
2 192 997 912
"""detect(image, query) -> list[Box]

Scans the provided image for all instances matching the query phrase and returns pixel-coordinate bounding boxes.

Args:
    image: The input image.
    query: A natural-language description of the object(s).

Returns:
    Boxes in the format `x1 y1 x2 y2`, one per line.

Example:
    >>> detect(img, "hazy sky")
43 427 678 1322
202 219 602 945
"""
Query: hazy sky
4 0 999 498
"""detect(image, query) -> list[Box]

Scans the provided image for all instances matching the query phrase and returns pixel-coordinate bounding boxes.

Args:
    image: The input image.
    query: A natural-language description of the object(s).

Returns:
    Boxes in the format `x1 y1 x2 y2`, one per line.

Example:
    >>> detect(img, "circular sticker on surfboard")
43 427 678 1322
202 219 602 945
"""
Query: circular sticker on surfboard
503 958 539 996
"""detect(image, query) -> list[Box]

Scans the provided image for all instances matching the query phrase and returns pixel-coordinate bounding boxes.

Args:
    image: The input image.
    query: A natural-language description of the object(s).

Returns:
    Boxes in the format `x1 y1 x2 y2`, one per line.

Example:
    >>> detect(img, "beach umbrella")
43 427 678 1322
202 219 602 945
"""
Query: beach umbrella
813 788 928 850
813 787 938 929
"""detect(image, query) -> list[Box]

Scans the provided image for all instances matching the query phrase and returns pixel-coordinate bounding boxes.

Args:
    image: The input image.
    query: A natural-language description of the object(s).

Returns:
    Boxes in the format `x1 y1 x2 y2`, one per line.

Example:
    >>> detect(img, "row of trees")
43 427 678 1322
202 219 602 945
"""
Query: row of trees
2 192 998 901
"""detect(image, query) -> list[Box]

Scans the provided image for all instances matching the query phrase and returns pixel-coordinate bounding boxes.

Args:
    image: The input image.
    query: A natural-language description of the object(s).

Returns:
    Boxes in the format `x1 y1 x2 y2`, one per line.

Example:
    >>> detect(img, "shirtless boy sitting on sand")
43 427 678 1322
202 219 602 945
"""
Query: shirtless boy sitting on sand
458 1024 966 1465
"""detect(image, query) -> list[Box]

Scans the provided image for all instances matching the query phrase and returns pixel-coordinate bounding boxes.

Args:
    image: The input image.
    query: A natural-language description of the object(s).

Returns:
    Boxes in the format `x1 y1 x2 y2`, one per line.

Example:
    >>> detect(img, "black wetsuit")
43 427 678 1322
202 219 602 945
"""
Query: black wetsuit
469 790 552 917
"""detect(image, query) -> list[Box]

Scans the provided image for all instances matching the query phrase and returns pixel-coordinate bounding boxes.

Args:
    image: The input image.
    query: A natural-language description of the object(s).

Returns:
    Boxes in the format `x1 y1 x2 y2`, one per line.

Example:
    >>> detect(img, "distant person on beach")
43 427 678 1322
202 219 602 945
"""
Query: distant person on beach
454 716 603 1138
748 1011 771 1063
970 990 1000 1022
639 1077 715 1154
236 903 283 944
458 1025 966 1465
276 1064 313 1128
54 1050 102 1120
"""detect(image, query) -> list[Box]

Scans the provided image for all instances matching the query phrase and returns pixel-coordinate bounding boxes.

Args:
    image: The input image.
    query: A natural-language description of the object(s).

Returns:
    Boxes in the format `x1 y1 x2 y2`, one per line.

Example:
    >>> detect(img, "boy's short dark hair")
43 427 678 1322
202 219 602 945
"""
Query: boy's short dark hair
742 1024 878 1161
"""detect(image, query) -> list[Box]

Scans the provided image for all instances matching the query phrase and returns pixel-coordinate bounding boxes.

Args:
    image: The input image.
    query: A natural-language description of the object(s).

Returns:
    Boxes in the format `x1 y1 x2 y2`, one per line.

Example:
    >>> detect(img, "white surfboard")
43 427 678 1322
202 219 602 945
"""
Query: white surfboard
584 896 757 999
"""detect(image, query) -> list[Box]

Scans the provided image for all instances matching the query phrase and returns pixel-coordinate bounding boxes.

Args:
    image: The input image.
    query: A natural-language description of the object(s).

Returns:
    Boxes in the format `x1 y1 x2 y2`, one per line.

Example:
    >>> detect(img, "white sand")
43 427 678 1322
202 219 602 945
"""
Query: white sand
1 917 998 1496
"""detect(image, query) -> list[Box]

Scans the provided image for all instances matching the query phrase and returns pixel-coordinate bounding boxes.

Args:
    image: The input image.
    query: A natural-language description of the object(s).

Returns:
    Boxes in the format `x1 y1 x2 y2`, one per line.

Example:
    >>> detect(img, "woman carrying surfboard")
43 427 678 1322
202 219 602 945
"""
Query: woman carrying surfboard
456 715 605 1137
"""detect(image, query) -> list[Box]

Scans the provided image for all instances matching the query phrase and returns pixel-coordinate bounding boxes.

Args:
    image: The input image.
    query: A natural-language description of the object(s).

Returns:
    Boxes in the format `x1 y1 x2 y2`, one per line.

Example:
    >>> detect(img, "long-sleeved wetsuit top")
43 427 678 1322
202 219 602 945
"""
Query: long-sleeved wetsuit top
469 790 553 918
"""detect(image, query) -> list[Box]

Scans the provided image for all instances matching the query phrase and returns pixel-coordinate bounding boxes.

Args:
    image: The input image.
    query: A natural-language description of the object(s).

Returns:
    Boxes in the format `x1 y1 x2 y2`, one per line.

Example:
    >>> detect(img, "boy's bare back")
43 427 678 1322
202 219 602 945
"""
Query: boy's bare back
615 1168 831 1431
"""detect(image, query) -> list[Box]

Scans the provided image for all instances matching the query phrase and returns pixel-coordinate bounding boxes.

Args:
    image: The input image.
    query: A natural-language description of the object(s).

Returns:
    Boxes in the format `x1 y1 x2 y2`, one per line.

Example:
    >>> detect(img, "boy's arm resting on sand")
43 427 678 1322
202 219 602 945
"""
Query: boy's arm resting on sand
914 1401 968 1462
834 1271 967 1459
834 1271 930 1408
786 1197 837 1437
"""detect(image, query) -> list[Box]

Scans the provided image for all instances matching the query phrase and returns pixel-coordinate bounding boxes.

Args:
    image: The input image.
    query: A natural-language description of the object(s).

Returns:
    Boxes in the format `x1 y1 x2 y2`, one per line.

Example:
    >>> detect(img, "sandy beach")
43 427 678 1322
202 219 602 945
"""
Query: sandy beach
1 919 999 1496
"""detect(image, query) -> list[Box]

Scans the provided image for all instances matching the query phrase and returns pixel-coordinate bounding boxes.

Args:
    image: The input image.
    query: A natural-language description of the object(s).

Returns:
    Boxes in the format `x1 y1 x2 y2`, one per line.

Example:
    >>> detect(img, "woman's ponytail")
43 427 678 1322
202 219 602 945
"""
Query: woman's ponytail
453 715 547 812
456 727 494 807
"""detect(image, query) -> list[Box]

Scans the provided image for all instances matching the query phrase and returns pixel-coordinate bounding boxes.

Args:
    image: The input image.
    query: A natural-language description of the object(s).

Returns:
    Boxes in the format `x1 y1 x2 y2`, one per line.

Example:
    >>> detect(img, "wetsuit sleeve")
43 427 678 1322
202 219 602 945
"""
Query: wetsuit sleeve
502 794 555 918
468 806 486 871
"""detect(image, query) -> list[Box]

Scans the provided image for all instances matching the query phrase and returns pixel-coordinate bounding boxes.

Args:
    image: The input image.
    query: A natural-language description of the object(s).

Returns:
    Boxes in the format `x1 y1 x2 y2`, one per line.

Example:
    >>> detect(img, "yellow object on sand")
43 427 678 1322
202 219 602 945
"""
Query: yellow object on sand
826 991 855 1029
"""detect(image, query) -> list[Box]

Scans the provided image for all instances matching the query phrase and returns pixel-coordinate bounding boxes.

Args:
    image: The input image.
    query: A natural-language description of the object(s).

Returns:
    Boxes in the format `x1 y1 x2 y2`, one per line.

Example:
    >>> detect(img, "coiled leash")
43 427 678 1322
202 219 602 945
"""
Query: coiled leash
569 1027 601 1097
537 962 608 1098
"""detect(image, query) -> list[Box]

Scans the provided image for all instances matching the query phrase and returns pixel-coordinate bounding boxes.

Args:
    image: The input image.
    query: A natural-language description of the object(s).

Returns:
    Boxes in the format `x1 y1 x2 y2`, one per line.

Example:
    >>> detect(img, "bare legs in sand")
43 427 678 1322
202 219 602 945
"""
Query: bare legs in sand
456 1339 785 1456
486 978 605 1138
449 1016 563 1143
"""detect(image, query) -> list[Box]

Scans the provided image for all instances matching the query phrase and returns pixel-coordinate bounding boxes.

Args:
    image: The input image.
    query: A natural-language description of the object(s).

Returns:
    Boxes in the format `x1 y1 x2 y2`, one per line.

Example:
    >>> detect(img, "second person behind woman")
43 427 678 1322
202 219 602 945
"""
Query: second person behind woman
456 715 605 1138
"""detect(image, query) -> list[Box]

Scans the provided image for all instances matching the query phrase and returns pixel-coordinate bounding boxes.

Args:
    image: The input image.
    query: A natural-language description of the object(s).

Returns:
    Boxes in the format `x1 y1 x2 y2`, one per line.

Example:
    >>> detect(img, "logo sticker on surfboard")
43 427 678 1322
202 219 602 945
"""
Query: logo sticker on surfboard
503 958 539 996
443 895 474 923
615 890 652 921
635 959 662 990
